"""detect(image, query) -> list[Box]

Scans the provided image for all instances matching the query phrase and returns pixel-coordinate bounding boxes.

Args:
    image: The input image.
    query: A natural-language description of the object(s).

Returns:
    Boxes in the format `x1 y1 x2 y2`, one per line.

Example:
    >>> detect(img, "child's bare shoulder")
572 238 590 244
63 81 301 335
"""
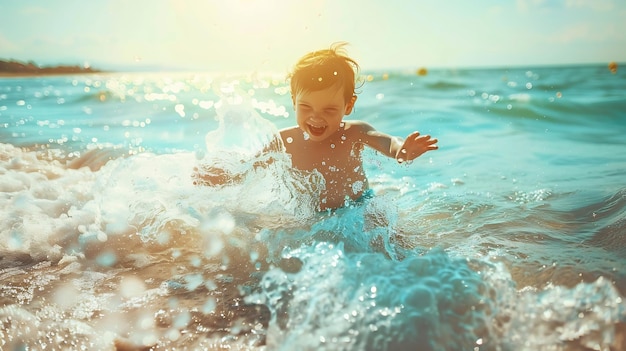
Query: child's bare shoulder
343 120 376 136
279 126 304 147
279 126 300 138
279 126 300 133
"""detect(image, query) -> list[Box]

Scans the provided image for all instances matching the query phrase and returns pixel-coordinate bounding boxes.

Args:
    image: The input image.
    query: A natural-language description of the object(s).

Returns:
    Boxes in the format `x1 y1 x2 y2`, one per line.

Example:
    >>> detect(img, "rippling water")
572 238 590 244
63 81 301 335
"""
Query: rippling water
1 64 625 350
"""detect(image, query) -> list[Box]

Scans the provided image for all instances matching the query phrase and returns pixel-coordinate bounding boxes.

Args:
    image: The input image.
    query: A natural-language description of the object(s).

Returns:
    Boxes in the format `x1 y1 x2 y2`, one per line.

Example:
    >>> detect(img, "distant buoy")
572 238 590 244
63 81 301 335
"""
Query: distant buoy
608 61 617 74
416 67 428 76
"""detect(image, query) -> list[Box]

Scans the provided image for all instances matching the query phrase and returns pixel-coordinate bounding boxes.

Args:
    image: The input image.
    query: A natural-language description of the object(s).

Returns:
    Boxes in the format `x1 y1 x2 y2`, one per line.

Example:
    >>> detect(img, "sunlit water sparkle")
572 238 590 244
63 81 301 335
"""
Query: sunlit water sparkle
1 65 625 350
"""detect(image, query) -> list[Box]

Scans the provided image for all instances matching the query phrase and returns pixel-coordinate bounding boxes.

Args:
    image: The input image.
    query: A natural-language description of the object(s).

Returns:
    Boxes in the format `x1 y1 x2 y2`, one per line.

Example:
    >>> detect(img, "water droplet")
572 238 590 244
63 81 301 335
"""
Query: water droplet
351 181 364 194
120 276 146 298
166 329 181 341
330 143 335 149
397 158 404 163
96 231 107 242
339 122 345 128
341 135 346 141
303 132 310 140
286 136 293 144
401 148 407 154
203 297 217 313
96 251 117 266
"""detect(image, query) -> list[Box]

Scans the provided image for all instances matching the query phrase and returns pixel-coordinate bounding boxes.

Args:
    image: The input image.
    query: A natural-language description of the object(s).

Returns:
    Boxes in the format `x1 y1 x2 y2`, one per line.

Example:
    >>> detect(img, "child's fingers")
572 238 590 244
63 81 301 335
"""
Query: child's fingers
413 134 437 144
407 131 421 140
426 137 438 145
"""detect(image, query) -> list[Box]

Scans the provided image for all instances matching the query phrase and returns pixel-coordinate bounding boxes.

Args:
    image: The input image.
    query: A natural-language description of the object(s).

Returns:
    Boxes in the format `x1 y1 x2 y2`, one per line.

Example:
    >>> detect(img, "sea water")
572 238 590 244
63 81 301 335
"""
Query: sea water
1 65 625 350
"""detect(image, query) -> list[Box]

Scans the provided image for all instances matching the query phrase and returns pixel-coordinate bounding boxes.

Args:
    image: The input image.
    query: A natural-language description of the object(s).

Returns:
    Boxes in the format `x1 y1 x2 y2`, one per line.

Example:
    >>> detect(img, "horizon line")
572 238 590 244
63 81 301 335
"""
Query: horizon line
1 57 622 76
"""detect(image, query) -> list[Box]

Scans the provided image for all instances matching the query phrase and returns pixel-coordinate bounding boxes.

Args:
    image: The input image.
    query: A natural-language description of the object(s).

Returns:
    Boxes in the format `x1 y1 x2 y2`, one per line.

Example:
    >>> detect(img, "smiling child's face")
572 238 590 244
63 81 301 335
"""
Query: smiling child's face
294 85 355 142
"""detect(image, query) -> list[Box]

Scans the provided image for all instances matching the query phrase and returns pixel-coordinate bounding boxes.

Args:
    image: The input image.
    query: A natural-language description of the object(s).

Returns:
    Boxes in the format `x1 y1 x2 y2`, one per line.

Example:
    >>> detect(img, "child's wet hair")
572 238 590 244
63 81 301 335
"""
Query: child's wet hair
289 42 360 102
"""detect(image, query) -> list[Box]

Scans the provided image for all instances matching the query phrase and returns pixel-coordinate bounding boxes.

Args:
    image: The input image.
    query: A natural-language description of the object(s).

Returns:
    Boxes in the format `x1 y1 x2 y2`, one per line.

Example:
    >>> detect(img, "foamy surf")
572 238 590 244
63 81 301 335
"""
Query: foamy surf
1 67 625 350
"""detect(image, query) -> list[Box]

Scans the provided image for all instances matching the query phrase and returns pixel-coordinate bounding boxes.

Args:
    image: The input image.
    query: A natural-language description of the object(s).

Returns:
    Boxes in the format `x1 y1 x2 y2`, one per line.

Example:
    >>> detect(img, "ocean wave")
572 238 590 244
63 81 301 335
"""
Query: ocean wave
1 69 625 350
580 188 626 257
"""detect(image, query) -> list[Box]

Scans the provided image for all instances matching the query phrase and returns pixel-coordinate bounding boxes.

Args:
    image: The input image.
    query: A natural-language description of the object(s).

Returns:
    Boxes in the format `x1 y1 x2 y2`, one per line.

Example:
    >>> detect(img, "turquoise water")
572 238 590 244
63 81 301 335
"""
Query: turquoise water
1 65 625 350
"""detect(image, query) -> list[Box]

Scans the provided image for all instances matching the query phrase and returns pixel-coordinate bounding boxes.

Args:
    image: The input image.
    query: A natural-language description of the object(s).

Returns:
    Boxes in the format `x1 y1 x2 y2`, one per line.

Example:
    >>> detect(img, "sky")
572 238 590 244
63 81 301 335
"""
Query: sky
1 0 625 72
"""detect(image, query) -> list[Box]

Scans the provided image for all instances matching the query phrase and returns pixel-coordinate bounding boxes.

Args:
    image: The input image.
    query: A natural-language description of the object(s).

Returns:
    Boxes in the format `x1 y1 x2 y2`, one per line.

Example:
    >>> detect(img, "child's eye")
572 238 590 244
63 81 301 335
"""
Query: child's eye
324 108 338 114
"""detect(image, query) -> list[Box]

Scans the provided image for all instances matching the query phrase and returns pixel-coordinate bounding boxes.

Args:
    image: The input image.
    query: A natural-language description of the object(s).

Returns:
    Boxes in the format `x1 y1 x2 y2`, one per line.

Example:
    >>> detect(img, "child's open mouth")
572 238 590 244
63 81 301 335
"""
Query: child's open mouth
307 123 327 137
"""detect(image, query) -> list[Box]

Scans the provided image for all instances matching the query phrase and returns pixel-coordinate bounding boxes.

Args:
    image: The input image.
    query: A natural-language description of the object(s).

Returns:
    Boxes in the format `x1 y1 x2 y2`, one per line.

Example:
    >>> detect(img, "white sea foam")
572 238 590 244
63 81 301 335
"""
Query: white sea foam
1 69 625 350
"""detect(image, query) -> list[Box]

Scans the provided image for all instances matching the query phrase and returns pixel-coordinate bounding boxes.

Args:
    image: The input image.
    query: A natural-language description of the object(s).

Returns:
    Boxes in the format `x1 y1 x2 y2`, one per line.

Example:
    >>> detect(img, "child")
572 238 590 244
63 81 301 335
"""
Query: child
279 43 438 210
193 43 438 211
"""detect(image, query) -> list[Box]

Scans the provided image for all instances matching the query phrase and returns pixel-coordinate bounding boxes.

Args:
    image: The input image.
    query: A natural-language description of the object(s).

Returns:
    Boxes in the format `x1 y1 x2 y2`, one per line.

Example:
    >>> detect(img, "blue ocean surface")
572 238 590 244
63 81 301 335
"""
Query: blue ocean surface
1 64 625 350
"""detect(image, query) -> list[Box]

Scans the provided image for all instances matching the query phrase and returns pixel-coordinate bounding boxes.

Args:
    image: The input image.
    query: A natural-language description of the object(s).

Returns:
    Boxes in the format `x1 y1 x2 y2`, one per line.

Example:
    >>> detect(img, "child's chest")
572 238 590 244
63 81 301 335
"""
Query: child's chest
289 140 364 177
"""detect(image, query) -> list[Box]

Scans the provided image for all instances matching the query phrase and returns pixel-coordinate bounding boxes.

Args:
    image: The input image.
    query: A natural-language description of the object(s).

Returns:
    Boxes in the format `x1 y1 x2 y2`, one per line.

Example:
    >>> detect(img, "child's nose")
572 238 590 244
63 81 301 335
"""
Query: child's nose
310 111 324 121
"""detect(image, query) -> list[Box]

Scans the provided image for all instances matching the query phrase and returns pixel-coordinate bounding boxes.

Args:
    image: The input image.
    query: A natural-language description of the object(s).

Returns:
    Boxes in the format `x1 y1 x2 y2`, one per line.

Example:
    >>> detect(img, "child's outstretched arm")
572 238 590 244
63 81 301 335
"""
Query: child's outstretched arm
353 121 438 163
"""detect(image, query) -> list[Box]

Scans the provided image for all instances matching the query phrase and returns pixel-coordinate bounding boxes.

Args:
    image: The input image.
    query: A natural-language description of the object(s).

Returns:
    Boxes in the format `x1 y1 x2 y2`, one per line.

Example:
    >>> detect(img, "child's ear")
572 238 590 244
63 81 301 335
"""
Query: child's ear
345 95 357 115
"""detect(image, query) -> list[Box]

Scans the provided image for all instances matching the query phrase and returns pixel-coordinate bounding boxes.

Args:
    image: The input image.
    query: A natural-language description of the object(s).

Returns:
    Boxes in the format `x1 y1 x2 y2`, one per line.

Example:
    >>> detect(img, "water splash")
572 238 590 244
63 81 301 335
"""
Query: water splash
193 84 322 220
248 245 502 351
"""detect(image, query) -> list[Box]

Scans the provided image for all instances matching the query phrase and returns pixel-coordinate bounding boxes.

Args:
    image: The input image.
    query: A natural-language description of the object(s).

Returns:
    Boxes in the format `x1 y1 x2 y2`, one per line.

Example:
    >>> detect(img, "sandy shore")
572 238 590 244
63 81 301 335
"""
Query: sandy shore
0 59 104 77
0 71 104 78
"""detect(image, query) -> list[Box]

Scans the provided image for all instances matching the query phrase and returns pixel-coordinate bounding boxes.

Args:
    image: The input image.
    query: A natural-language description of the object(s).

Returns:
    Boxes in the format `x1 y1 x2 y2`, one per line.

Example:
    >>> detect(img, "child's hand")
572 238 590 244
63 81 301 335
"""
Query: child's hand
396 131 438 163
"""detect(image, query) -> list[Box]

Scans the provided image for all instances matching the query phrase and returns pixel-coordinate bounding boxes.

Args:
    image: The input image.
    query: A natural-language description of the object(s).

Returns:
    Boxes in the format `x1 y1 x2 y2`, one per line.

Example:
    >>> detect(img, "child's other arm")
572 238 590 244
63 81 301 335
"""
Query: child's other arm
354 121 438 163
192 135 283 187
